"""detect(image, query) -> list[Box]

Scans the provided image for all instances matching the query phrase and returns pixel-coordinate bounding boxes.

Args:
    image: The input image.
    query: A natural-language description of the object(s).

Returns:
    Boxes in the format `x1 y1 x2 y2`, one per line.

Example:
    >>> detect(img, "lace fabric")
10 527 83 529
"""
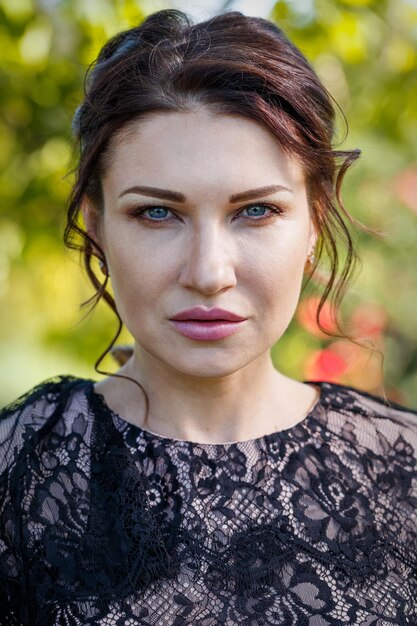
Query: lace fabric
0 375 416 625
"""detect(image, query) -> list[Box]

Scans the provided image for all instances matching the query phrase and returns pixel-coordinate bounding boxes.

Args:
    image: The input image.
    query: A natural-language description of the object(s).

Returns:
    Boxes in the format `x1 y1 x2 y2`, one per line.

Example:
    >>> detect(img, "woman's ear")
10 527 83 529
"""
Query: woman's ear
81 199 103 252
306 194 319 252
307 219 318 254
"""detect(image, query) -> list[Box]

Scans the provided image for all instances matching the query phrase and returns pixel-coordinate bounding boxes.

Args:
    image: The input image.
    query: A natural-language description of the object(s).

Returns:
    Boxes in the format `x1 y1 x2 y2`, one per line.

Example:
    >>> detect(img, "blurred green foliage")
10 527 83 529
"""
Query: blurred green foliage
0 0 416 407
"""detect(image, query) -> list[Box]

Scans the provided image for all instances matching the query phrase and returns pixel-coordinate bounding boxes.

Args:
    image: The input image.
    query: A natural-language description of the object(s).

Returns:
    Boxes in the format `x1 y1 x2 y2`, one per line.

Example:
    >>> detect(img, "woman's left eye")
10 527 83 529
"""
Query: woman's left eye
239 203 282 220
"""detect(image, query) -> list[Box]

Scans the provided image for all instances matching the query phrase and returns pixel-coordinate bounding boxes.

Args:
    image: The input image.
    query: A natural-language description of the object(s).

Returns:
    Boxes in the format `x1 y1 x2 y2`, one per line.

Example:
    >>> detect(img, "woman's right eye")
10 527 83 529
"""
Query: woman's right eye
131 205 174 222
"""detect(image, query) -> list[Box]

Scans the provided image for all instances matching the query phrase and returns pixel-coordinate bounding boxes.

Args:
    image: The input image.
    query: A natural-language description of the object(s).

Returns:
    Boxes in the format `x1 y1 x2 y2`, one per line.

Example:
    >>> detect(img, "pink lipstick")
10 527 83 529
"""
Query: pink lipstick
169 306 247 341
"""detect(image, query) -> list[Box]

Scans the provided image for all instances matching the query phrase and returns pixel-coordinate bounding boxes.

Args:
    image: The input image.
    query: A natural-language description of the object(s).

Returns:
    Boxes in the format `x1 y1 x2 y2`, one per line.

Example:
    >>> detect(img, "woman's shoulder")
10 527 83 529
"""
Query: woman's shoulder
320 380 417 422
318 379 415 414
0 374 92 424
0 375 93 475
316 380 417 454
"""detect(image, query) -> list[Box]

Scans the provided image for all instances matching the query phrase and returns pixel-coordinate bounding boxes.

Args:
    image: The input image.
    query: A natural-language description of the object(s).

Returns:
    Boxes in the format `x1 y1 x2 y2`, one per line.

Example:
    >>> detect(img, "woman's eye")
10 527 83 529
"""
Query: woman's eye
135 206 173 221
239 203 282 220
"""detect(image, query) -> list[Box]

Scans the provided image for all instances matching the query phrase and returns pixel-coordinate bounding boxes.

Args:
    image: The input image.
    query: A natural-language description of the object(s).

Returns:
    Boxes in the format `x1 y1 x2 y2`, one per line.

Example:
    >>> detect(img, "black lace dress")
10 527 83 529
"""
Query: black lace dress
0 376 416 625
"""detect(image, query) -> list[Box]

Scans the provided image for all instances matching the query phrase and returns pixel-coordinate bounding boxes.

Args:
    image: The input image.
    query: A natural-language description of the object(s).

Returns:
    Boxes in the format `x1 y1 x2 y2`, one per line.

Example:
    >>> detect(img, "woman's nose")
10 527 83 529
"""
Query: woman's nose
178 226 237 295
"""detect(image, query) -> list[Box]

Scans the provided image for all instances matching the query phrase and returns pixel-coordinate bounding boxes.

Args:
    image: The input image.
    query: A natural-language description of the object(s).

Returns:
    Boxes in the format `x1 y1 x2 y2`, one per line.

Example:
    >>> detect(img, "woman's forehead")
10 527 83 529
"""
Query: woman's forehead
103 109 306 193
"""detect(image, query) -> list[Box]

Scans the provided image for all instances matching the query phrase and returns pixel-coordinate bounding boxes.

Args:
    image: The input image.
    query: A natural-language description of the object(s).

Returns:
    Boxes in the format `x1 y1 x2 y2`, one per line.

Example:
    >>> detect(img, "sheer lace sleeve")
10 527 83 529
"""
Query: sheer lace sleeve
0 377 82 624
315 383 417 576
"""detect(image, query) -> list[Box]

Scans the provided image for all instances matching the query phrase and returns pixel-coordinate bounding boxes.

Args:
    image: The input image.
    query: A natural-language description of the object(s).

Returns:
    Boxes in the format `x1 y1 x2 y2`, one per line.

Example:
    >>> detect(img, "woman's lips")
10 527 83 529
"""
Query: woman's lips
169 319 246 340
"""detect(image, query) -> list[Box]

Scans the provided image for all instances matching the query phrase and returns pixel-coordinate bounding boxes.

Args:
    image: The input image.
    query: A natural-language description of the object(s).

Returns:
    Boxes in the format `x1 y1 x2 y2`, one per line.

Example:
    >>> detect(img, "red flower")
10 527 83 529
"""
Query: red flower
304 347 348 383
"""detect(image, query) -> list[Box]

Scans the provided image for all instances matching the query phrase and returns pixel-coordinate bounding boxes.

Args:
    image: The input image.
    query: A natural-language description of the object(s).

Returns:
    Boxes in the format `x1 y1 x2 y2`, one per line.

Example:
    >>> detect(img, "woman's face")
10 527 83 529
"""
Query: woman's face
86 109 316 378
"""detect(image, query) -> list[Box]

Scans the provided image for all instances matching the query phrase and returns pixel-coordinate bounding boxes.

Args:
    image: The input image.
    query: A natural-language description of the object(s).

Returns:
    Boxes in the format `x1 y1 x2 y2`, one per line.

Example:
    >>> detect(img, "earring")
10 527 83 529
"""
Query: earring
307 249 315 265
99 258 108 276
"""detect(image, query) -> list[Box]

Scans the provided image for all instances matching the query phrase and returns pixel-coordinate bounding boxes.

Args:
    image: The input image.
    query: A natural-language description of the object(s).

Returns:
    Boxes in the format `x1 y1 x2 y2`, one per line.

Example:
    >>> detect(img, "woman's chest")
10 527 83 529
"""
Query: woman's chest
17 434 417 625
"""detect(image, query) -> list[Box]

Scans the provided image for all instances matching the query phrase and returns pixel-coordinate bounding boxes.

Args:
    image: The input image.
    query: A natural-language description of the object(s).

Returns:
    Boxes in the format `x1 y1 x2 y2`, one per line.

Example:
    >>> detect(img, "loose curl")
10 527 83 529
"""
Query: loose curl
64 9 381 418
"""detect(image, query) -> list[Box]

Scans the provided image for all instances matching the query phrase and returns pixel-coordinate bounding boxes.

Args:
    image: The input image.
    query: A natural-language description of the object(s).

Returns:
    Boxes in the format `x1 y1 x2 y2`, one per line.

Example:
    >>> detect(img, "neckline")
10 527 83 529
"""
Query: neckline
85 379 328 448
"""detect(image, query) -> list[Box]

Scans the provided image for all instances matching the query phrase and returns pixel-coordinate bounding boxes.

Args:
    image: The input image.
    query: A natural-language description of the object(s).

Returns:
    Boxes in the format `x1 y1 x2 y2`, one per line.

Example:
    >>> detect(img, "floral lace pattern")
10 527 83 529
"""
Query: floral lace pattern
1 376 417 625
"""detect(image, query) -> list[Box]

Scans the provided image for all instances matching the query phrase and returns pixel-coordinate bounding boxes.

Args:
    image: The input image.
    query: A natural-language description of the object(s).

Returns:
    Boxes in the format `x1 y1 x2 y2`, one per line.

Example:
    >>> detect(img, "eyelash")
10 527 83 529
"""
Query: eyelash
129 203 284 224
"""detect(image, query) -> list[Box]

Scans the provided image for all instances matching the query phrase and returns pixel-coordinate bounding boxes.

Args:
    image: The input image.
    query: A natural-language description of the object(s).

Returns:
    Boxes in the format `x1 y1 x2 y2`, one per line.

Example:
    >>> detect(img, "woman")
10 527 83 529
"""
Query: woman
0 8 416 625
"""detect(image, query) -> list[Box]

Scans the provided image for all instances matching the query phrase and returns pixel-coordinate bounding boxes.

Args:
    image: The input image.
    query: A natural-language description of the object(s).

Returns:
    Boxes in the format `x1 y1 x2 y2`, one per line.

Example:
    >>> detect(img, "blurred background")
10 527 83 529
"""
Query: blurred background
0 0 416 408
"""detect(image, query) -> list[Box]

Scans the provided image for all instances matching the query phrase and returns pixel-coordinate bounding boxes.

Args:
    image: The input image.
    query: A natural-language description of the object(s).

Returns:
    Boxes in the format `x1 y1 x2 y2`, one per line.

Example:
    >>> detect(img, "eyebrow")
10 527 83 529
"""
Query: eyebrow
231 184 293 202
118 184 293 203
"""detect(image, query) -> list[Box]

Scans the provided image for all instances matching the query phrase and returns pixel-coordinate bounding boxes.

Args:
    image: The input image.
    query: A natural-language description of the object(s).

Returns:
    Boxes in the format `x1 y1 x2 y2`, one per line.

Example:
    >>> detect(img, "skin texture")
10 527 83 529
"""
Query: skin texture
84 108 319 444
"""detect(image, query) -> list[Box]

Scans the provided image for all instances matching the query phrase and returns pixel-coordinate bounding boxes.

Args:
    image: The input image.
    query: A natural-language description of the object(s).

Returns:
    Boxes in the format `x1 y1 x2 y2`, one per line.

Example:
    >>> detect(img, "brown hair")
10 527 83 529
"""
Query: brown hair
65 9 378 413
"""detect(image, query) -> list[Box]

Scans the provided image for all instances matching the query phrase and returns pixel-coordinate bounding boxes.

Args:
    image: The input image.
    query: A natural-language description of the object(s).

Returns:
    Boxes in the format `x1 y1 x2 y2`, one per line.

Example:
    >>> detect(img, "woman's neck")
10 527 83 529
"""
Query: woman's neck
93 350 320 444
